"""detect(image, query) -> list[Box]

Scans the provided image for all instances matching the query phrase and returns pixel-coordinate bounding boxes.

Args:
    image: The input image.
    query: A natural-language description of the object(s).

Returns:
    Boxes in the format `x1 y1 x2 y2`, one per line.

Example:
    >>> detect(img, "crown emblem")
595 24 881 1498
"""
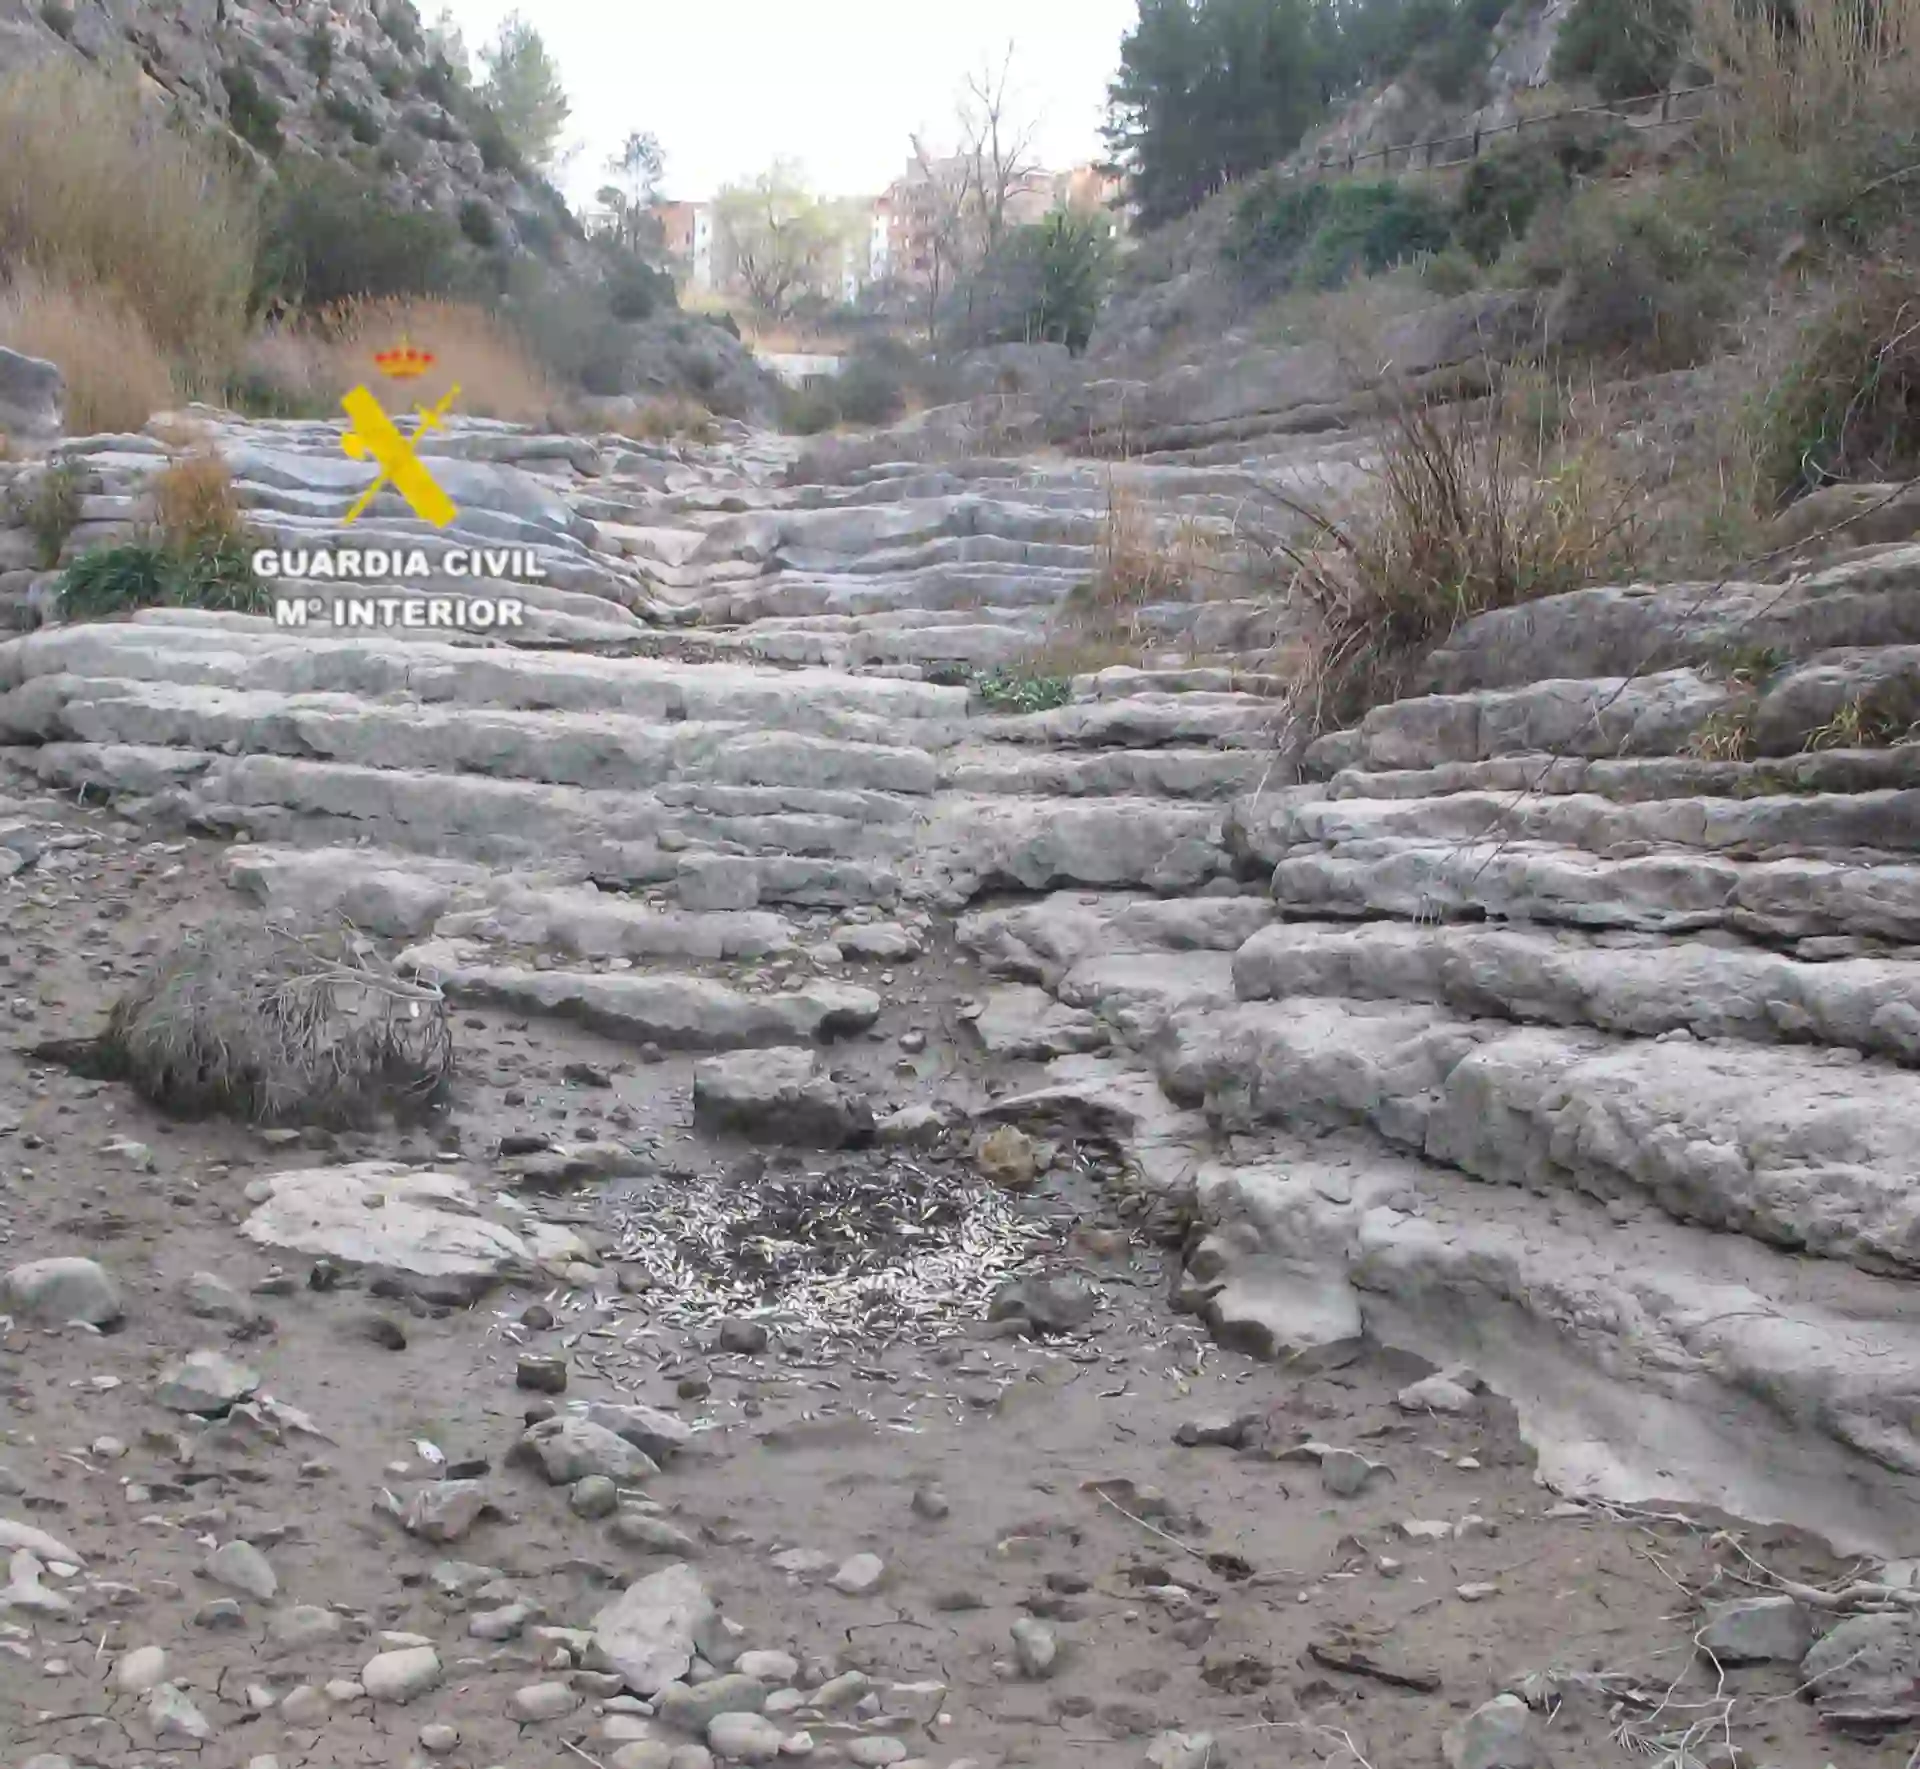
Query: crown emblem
374 342 436 381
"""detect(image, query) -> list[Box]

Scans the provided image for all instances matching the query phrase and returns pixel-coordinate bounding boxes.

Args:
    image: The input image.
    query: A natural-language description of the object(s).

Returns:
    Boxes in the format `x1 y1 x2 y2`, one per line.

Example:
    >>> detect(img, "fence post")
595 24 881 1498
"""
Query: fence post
1471 125 1482 160
1659 88 1671 125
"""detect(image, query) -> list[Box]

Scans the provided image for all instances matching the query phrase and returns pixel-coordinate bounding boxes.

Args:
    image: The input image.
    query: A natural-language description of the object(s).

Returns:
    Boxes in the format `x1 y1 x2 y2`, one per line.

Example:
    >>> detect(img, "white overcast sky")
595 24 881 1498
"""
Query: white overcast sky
437 0 1137 203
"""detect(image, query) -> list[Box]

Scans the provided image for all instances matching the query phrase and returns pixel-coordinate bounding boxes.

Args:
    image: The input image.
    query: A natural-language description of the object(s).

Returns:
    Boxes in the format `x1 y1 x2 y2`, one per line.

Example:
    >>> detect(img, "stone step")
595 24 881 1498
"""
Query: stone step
224 843 799 958
1071 665 1288 701
1233 920 1920 1062
1267 836 1920 943
397 943 880 1049
1422 546 1920 696
1182 1133 1920 1557
3 678 945 799
1158 995 1920 1278
1321 746 1920 804
710 565 1088 623
940 744 1271 801
976 695 1280 750
959 891 1278 985
0 622 970 729
1231 785 1920 865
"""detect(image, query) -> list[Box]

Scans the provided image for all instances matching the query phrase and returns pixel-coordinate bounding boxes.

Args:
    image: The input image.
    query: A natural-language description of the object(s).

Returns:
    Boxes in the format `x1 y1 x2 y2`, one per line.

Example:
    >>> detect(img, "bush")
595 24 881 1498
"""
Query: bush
415 54 461 108
323 92 384 146
1228 178 1453 289
257 165 467 309
371 57 409 100
1552 0 1690 100
835 354 907 426
469 105 525 177
1751 264 1920 506
0 63 255 370
601 249 671 321
4 461 81 568
220 61 283 157
779 383 842 435
1268 372 1642 728
301 296 558 423
969 210 1115 354
59 531 266 620
0 269 178 433
380 1 423 56
458 198 500 249
304 22 335 85
1455 128 1611 265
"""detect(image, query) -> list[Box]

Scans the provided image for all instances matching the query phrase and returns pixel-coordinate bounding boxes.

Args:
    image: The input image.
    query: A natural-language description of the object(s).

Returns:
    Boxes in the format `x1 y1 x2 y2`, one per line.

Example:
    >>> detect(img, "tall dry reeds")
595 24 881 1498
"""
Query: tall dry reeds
239 297 561 424
1265 370 1643 730
0 269 177 434
1692 0 1920 153
0 61 255 374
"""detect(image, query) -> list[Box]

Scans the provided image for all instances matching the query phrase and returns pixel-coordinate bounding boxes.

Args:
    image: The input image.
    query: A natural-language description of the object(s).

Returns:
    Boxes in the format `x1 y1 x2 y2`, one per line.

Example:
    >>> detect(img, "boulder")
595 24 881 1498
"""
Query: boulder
591 1563 715 1696
692 1047 873 1149
0 348 64 445
0 1256 122 1326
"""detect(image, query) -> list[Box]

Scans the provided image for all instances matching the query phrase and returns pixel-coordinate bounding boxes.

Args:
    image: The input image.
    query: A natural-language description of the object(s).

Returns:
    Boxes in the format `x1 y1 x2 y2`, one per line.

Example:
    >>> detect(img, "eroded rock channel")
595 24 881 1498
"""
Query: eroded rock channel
0 410 1915 1768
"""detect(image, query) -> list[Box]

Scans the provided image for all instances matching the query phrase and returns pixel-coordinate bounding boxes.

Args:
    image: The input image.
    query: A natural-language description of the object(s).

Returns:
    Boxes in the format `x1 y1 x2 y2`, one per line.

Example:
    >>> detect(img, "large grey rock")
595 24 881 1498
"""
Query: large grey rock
0 1256 122 1325
0 347 63 445
1441 1694 1548 1769
691 1047 873 1149
154 1350 259 1415
516 1416 659 1486
591 1563 715 1696
1800 1612 1920 1730
578 1401 693 1462
1697 1595 1816 1665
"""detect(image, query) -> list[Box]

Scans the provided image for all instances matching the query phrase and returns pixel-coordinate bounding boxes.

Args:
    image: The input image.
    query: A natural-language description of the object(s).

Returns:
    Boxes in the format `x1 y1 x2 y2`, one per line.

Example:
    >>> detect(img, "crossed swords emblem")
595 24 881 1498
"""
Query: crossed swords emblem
339 382 464 527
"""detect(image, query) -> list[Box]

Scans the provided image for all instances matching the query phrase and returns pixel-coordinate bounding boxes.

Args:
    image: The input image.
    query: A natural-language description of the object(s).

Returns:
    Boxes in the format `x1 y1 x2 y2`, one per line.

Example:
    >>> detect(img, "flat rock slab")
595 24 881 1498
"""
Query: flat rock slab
692 1047 874 1149
240 1163 535 1281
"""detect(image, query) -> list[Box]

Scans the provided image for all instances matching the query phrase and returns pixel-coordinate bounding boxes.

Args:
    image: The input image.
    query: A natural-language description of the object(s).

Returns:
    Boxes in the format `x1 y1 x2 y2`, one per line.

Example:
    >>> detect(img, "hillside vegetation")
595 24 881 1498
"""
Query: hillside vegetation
0 0 761 436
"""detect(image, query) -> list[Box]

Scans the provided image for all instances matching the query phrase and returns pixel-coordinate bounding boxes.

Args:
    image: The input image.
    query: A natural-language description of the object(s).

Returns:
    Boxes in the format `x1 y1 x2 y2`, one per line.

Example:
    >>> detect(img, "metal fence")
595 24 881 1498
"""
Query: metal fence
1285 83 1716 185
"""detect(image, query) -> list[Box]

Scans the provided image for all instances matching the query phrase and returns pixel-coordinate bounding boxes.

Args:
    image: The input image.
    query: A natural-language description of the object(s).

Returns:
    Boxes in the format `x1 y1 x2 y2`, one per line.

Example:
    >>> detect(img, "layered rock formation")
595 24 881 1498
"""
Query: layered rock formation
4 396 1918 1560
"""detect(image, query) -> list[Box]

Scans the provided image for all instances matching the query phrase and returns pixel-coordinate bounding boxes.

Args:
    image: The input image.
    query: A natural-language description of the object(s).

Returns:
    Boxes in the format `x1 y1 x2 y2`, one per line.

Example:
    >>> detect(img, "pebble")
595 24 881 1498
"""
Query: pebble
718 1318 770 1355
829 1552 886 1595
279 1684 328 1724
572 1474 621 1518
471 1600 534 1640
909 1486 949 1520
155 1349 259 1414
844 1741 907 1766
707 1711 784 1763
510 1680 581 1721
656 1673 768 1731
116 1643 167 1692
150 1682 214 1741
736 1650 799 1684
809 1670 871 1711
1397 1371 1478 1414
1010 1616 1059 1679
612 1509 703 1555
205 1538 278 1601
0 1256 123 1326
517 1354 569 1393
362 1645 443 1703
419 1724 461 1755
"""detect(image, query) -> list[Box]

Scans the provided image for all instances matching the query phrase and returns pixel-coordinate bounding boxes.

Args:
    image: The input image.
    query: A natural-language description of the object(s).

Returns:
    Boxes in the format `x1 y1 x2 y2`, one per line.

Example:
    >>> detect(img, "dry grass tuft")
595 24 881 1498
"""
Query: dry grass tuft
1266 370 1644 731
1692 0 1920 155
1069 478 1235 660
84 922 454 1128
239 298 561 424
593 395 721 445
0 61 255 370
0 269 178 435
154 451 244 549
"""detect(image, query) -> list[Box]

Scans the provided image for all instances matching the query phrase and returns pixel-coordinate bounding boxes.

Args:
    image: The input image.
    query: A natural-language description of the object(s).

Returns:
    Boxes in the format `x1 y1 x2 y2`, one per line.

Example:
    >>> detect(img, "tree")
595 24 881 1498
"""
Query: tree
425 5 469 79
596 131 666 255
712 162 852 319
476 12 570 171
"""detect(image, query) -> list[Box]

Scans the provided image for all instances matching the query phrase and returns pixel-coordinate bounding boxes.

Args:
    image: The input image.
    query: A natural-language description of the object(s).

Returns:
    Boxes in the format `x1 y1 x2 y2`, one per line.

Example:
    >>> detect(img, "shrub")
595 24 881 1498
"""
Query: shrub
458 198 500 249
973 668 1074 713
469 105 525 176
304 22 335 85
415 54 460 107
1455 126 1613 265
594 396 720 444
154 452 245 553
256 165 467 309
1228 178 1453 289
59 532 266 620
1750 264 1920 506
0 63 255 371
4 461 81 568
323 92 384 145
296 296 559 424
600 249 671 321
835 354 907 426
1551 0 1690 100
779 384 842 435
0 270 178 433
1267 373 1642 728
220 61 283 157
380 1 423 55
